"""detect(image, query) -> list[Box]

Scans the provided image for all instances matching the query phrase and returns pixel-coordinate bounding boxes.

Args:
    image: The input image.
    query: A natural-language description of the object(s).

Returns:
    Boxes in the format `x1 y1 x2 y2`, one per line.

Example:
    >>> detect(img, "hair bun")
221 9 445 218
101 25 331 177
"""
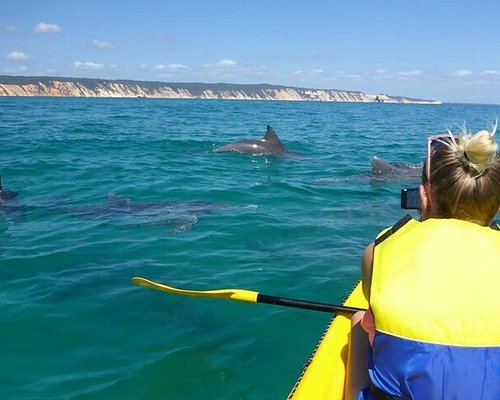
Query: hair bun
458 129 498 177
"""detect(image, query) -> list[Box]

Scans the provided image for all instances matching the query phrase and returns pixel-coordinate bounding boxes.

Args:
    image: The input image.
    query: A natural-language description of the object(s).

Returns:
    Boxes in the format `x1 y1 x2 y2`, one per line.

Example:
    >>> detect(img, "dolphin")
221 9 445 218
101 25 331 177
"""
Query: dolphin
314 156 422 185
66 193 229 233
0 177 18 201
371 156 422 179
213 125 294 155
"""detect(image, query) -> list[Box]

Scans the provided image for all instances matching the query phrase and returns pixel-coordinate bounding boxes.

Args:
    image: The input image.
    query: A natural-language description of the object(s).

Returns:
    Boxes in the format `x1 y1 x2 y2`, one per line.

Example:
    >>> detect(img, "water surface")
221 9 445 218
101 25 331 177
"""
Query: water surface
1 98 499 399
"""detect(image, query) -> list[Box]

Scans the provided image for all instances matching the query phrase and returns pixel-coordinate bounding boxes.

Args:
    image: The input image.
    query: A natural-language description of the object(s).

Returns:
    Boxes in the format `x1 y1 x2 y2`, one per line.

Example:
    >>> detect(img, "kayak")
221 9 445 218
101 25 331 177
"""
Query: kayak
287 281 368 399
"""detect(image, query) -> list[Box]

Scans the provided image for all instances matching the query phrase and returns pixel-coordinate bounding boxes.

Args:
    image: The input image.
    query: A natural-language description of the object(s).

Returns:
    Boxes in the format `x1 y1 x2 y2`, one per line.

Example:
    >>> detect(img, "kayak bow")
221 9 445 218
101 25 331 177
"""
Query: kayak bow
288 281 368 399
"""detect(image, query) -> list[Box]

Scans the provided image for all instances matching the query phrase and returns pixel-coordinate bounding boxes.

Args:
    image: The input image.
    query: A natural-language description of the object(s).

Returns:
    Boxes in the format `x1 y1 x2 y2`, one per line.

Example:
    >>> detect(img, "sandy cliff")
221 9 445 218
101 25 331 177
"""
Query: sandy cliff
0 76 441 104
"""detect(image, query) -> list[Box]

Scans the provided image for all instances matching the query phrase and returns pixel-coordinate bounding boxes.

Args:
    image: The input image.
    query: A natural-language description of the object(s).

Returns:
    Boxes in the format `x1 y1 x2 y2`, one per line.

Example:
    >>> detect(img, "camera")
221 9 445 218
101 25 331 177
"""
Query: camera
401 188 420 210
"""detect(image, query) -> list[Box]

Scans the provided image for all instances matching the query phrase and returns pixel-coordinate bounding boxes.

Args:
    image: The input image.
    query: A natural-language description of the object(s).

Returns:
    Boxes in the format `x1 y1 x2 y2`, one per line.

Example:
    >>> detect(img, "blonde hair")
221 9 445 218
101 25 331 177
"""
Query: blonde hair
427 125 500 225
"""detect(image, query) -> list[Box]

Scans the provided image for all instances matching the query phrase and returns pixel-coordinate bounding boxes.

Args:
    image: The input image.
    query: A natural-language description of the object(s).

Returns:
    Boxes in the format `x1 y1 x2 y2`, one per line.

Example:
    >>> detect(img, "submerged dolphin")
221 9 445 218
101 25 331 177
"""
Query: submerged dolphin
213 125 294 155
315 156 422 185
0 177 18 201
371 156 422 179
67 193 228 232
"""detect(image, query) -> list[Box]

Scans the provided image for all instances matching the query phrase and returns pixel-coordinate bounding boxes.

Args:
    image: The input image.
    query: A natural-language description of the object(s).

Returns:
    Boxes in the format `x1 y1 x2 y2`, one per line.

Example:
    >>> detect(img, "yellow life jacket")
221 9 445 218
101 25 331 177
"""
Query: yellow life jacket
368 217 500 399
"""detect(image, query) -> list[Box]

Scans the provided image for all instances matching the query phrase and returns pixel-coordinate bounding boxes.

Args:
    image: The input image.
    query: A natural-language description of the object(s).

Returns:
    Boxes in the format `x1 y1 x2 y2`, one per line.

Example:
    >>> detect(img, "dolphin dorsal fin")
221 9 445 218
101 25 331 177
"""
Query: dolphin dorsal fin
263 125 283 146
371 156 397 175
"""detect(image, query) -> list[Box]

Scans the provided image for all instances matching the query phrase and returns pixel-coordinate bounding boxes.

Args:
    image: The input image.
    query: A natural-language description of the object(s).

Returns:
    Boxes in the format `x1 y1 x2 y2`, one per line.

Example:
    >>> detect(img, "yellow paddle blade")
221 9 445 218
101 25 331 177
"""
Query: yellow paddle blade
132 277 259 303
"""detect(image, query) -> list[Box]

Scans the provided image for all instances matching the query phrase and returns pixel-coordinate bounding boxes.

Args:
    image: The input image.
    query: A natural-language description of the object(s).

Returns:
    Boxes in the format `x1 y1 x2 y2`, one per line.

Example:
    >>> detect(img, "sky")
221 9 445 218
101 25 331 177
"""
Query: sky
2 0 500 104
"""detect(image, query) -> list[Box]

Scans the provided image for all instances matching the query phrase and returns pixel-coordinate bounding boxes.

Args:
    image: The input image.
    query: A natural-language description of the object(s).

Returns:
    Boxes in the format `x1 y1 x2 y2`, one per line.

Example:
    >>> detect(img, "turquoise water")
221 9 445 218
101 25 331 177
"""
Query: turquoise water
1 98 499 399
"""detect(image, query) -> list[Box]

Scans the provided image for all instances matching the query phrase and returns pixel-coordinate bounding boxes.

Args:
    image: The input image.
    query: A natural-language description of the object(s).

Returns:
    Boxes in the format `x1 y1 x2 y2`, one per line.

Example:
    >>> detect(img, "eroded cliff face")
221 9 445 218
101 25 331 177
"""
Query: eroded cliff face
0 77 441 104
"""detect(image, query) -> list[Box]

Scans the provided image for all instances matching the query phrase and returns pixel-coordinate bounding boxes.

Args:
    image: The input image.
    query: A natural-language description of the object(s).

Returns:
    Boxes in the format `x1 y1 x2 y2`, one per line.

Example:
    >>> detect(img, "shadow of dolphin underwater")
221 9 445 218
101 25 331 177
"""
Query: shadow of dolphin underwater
0 177 18 201
213 125 299 155
0 177 27 226
67 193 229 233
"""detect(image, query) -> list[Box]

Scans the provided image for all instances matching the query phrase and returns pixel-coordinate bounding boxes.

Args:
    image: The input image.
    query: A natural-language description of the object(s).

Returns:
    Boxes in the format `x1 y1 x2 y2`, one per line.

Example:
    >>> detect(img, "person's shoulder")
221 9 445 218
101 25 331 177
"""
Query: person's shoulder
375 215 416 245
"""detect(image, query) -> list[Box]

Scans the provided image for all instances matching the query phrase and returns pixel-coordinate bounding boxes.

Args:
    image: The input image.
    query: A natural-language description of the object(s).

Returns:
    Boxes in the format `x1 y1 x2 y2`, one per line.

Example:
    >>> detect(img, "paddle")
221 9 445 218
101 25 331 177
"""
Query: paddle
132 277 365 314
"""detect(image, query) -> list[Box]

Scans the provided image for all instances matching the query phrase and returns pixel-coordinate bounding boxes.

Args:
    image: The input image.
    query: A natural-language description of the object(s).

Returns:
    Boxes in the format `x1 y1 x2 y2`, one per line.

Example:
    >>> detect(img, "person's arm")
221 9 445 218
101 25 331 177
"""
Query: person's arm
345 242 374 400
361 242 374 300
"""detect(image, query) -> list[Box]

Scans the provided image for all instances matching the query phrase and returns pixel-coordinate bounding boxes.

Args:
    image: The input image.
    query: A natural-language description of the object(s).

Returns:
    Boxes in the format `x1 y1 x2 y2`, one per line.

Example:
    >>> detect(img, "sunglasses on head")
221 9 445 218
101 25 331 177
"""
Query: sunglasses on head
425 134 460 183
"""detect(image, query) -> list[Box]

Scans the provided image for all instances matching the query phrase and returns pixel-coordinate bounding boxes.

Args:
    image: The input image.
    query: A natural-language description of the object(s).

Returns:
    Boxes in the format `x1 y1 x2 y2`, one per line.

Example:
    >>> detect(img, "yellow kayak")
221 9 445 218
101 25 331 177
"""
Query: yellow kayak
288 282 368 400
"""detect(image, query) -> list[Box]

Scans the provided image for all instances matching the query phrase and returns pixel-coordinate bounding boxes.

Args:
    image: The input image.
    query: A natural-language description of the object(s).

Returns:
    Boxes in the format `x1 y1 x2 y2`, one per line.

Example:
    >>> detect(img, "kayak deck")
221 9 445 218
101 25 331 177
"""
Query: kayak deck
287 282 368 400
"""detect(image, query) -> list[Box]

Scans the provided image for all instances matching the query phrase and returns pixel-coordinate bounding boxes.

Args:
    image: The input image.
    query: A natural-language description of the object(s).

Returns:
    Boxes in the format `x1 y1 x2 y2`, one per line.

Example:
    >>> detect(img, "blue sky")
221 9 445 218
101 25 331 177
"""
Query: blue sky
2 0 500 104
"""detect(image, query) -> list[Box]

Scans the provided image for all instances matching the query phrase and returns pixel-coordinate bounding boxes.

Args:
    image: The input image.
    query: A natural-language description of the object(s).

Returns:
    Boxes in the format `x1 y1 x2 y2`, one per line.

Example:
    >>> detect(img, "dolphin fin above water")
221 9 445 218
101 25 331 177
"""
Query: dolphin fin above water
213 125 291 155
371 156 399 175
315 156 422 185
371 156 422 178
261 125 285 148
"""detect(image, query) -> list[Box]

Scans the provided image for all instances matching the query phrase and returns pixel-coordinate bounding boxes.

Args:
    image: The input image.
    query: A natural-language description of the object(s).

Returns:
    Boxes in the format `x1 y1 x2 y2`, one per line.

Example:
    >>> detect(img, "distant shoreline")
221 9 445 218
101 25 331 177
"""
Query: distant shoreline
0 75 442 104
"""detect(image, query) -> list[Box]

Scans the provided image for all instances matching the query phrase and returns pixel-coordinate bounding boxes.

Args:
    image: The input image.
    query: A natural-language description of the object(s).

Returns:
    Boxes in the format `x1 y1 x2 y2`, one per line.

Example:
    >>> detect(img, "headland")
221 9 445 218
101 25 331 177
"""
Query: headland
0 75 441 104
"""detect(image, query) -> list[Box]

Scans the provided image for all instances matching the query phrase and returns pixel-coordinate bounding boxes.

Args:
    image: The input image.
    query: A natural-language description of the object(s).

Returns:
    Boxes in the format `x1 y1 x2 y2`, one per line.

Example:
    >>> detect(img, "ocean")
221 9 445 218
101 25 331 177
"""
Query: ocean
1 97 499 399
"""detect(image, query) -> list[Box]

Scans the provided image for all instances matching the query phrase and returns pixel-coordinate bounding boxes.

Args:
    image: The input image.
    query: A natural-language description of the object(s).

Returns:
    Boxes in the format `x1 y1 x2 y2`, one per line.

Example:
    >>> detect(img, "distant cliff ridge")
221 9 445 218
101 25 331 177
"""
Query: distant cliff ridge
0 76 441 104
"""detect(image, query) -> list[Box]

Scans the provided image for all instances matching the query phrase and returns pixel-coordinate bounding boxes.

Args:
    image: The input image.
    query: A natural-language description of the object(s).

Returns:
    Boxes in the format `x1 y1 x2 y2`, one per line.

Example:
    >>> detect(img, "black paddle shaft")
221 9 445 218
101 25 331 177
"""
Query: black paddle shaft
257 294 365 314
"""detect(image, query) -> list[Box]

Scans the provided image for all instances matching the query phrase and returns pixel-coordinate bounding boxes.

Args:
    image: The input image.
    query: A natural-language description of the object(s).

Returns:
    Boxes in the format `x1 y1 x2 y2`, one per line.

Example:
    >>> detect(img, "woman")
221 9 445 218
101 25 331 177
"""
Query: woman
347 127 500 400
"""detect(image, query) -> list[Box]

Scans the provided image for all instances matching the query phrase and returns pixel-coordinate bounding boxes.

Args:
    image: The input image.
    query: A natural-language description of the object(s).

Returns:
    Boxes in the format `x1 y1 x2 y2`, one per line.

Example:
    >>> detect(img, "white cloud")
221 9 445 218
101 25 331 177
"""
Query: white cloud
372 69 392 80
293 69 324 77
482 70 500 76
218 59 237 67
4 24 17 32
6 51 29 61
451 69 472 77
153 63 189 72
202 59 239 75
92 39 116 49
206 59 237 68
397 70 422 78
168 63 189 70
34 22 61 34
346 74 364 80
73 61 104 70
